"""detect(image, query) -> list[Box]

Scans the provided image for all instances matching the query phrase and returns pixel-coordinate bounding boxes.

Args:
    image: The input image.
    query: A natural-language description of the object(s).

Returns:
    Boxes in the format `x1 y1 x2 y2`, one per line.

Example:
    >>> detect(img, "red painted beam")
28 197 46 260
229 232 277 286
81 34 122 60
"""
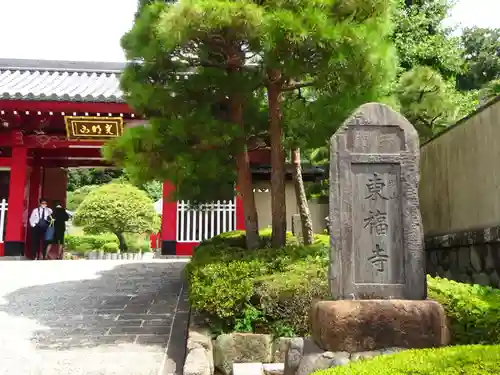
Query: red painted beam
23 135 106 149
36 148 103 158
34 159 113 168
0 100 134 114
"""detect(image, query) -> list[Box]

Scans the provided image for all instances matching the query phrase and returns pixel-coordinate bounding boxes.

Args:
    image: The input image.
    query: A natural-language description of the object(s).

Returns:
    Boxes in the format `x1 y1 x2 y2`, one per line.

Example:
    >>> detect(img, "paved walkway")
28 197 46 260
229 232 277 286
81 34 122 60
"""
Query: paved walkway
0 259 189 375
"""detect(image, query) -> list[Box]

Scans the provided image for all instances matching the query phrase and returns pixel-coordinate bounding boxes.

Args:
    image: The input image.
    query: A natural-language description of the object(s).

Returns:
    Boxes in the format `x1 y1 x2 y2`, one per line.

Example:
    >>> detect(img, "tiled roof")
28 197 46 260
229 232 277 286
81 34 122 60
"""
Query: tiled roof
0 59 126 103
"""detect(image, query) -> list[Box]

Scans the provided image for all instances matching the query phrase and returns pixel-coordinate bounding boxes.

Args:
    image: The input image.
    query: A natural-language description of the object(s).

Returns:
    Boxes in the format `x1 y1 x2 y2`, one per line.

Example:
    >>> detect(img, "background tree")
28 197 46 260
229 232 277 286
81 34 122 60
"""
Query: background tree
396 66 476 141
73 183 160 251
304 0 491 202
390 0 479 141
66 185 99 211
458 27 500 91
67 171 162 210
393 0 463 79
139 180 163 202
479 79 500 105
290 148 313 244
67 168 124 191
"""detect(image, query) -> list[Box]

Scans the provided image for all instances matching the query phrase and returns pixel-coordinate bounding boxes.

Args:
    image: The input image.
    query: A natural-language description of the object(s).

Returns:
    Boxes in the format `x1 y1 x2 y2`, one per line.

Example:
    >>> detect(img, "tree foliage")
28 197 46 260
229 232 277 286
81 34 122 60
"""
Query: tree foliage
390 0 480 142
139 180 163 202
397 66 477 141
67 169 124 191
73 183 160 251
479 79 500 105
458 27 500 91
67 185 99 211
305 0 495 201
67 168 163 206
393 0 463 79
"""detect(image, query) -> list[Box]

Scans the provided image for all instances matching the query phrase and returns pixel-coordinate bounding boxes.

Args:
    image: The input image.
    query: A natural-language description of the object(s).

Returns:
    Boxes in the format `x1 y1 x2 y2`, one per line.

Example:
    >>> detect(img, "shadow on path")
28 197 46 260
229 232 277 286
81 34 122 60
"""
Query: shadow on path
0 261 189 375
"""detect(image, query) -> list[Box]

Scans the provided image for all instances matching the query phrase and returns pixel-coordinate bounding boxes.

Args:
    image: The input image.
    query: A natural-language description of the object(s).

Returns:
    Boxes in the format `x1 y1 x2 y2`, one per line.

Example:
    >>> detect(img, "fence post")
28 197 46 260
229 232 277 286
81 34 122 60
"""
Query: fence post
0 199 8 243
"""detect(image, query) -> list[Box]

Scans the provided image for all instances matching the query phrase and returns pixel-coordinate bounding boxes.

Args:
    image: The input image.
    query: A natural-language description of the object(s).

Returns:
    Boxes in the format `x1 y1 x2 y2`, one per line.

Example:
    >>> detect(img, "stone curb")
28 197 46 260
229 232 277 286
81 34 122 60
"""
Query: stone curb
233 363 285 375
183 310 214 375
283 337 406 375
425 225 500 249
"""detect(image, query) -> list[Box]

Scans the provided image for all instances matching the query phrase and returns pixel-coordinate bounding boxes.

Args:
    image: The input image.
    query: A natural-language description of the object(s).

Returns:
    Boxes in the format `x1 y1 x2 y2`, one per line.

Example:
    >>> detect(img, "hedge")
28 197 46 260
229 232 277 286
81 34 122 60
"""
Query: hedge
312 345 500 375
65 234 118 252
65 233 151 253
428 276 500 345
187 230 500 343
186 230 330 335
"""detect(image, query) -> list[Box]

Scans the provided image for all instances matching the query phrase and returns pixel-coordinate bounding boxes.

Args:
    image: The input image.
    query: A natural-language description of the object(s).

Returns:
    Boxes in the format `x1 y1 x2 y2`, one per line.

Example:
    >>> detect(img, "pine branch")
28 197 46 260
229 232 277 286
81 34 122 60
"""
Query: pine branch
282 81 315 91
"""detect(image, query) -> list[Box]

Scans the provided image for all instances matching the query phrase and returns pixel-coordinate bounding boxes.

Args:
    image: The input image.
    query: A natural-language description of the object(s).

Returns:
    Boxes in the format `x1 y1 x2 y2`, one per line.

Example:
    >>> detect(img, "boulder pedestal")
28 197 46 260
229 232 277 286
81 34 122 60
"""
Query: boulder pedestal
310 299 449 353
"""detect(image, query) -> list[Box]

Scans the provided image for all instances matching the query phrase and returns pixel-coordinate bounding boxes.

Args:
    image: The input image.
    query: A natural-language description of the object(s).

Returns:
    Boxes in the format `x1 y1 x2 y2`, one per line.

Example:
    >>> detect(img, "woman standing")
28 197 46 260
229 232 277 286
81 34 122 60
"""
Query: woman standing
47 200 69 260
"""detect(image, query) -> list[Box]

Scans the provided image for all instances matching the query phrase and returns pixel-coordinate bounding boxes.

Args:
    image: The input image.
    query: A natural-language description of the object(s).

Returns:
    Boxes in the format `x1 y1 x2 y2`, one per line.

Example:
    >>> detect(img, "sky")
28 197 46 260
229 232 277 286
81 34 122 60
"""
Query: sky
0 0 499 63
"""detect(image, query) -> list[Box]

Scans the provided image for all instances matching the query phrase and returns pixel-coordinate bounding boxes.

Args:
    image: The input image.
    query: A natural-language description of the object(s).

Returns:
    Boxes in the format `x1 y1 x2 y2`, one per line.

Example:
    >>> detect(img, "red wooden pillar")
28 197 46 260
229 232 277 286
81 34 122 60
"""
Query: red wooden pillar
161 181 177 255
4 146 28 256
25 163 42 259
235 190 246 231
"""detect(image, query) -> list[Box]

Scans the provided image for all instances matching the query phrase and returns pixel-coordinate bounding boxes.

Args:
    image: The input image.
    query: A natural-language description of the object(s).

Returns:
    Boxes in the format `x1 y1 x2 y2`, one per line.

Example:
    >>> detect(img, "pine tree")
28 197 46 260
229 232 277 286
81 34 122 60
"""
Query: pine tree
106 0 398 249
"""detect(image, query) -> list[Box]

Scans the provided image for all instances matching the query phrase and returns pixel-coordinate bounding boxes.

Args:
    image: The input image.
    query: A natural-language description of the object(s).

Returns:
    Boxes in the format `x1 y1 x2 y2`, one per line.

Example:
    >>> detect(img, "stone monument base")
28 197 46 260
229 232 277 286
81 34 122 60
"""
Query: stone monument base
310 299 449 353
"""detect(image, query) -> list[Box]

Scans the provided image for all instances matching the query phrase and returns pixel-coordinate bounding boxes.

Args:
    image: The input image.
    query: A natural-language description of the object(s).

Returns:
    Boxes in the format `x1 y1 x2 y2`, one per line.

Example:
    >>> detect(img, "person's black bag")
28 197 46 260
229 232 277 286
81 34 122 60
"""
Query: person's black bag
36 209 49 231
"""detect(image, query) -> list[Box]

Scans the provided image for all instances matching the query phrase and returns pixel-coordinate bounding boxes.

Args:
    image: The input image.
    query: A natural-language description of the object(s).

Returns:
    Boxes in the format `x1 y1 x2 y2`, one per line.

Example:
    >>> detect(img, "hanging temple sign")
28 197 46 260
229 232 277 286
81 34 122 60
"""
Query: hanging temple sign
65 116 124 140
329 102 426 300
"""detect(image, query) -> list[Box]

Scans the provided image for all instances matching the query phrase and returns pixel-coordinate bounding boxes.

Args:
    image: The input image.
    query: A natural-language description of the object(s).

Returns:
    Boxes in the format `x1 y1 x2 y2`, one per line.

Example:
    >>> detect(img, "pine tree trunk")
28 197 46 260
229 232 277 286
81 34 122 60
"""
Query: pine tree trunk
235 150 260 250
230 97 260 250
291 148 313 245
267 70 287 248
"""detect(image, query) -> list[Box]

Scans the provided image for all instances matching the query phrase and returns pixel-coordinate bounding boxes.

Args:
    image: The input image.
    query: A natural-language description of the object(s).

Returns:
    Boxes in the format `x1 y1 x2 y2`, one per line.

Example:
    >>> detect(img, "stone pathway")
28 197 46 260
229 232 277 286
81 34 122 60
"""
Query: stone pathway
0 259 189 375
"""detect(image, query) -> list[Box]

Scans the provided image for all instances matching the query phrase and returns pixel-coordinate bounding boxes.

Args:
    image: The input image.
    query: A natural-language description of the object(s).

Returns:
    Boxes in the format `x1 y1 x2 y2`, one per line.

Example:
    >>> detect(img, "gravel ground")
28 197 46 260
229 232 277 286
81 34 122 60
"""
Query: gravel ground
0 259 189 375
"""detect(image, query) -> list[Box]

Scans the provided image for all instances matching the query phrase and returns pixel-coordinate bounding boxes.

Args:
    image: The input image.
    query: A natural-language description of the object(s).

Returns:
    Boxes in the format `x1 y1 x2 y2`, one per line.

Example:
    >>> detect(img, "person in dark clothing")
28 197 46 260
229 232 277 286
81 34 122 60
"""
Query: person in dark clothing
47 200 70 260
29 198 52 260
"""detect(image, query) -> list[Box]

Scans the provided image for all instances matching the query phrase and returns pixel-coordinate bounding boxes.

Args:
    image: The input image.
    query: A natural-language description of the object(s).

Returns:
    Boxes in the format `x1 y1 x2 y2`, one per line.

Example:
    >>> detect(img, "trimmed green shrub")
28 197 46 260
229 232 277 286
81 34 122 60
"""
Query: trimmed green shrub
65 234 118 251
256 258 328 334
74 183 160 251
74 242 92 256
103 242 120 253
428 276 500 345
123 233 151 252
186 230 329 335
140 242 152 252
313 345 500 375
187 231 500 342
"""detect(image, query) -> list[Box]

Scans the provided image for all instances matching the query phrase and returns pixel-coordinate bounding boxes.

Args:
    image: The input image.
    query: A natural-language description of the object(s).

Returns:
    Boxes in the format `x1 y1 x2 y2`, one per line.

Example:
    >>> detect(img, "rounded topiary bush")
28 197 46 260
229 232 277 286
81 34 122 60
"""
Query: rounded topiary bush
74 183 160 252
312 345 500 375
103 242 120 253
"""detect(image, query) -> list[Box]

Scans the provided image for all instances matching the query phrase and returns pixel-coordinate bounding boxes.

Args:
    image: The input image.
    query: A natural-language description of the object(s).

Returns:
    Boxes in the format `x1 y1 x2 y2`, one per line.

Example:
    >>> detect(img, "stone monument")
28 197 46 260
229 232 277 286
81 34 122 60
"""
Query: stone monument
329 102 425 300
307 103 448 357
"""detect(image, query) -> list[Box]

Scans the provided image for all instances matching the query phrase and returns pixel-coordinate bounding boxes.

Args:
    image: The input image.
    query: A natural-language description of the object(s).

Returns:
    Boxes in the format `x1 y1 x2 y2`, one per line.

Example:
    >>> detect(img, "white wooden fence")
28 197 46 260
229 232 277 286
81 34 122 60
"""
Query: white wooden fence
0 199 7 243
176 199 236 242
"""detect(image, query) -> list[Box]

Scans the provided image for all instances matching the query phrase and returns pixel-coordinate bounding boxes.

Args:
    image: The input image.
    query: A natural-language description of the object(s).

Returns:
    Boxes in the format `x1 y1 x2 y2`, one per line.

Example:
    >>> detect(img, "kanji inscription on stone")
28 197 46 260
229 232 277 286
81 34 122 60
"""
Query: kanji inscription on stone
329 103 426 300
364 173 389 201
368 244 389 272
363 209 389 236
